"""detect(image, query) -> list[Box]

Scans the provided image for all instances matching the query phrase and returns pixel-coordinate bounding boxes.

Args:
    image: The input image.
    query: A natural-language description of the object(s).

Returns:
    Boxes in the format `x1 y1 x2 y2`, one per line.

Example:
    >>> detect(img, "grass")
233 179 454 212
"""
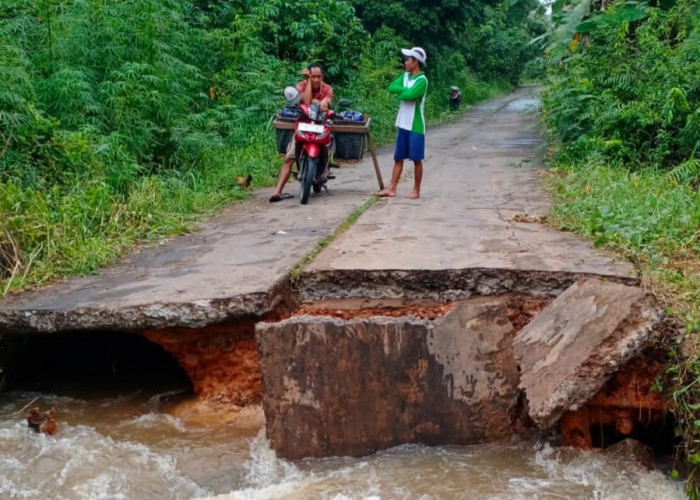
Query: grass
0 134 274 294
543 160 699 325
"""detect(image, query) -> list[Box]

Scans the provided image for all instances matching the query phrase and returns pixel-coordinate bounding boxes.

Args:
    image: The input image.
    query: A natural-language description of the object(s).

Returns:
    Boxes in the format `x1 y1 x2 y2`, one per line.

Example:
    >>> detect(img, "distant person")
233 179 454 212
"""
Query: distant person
449 86 462 111
377 46 428 199
270 63 333 203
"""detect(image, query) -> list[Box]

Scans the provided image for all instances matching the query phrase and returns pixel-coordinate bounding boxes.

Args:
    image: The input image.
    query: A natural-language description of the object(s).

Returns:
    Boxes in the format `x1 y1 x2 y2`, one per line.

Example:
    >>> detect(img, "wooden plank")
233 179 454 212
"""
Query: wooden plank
331 123 369 134
364 118 384 190
273 119 295 131
273 119 369 134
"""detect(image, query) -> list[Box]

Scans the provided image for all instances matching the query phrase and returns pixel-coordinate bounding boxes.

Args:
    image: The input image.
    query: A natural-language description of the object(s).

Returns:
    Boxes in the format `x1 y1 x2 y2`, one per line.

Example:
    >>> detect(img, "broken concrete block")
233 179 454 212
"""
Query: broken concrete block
513 279 663 430
256 298 522 459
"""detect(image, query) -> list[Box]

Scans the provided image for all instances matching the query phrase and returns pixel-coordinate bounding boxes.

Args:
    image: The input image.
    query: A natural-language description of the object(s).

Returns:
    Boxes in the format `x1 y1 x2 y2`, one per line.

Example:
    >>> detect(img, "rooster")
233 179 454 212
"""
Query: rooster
236 174 252 189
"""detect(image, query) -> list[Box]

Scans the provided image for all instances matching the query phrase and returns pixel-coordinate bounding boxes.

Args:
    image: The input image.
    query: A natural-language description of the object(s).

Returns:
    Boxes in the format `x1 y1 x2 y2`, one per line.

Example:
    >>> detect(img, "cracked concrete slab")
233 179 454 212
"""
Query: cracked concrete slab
0 166 383 332
257 297 522 459
301 87 636 300
513 278 664 430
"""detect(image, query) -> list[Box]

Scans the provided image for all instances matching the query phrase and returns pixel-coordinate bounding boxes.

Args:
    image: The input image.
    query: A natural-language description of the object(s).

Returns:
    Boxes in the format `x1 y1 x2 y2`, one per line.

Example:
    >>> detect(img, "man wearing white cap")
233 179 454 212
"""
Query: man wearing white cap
377 46 428 199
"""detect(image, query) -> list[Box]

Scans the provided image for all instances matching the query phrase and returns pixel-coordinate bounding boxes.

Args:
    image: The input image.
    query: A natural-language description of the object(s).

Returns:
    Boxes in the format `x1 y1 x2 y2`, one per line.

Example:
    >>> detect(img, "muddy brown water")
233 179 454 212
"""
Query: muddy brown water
0 387 687 499
0 301 688 499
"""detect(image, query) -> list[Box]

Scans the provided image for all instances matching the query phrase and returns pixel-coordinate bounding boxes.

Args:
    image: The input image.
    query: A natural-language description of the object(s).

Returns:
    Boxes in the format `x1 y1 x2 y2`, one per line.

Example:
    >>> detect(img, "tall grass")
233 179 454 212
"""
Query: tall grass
539 1 700 490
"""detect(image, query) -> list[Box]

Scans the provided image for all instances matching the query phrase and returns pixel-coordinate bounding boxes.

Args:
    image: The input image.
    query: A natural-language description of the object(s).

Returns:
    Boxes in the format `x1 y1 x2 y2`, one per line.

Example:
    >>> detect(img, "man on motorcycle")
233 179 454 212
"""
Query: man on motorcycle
270 64 334 203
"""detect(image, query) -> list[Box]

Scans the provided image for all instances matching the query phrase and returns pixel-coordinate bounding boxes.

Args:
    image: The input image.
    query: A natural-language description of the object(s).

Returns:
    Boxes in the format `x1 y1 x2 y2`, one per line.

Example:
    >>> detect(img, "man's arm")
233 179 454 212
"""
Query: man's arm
297 81 313 105
388 73 406 95
398 76 427 101
319 84 333 111
297 67 314 105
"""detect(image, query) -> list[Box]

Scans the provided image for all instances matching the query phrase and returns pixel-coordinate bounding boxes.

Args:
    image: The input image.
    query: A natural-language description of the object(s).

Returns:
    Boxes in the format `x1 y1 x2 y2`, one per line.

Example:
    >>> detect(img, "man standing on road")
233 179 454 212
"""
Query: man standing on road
270 63 334 203
377 46 428 199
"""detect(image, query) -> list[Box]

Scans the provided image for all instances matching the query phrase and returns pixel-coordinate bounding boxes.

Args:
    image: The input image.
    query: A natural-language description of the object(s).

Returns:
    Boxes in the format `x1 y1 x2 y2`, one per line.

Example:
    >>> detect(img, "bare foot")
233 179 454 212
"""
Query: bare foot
406 191 420 199
376 189 396 197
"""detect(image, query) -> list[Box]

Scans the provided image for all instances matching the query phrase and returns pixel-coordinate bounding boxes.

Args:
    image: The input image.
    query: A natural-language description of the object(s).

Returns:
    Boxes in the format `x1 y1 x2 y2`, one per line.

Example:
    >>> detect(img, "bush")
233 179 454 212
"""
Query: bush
542 0 700 173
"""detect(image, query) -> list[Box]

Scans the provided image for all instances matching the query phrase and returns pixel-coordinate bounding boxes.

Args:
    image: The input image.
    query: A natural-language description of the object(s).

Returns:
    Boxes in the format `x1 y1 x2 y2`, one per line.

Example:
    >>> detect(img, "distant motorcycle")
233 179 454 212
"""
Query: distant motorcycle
449 86 462 111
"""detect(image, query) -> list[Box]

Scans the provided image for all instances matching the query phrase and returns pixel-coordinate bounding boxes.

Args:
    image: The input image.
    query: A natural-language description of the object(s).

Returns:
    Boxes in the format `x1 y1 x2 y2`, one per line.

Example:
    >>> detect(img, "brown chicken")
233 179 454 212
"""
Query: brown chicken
236 174 252 189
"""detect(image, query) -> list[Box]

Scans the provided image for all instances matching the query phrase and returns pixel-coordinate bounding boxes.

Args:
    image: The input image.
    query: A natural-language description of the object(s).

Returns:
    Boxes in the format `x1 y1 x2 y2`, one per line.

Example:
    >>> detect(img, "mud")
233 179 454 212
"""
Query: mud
560 349 672 451
144 322 261 406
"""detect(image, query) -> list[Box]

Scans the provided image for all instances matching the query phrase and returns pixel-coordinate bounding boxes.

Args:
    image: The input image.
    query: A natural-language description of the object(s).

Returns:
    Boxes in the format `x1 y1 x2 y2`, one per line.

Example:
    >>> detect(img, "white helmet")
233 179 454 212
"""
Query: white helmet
284 86 301 106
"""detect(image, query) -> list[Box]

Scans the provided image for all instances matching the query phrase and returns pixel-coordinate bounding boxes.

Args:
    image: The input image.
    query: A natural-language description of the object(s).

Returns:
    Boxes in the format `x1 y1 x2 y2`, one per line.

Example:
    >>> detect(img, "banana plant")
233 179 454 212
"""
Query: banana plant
539 0 678 63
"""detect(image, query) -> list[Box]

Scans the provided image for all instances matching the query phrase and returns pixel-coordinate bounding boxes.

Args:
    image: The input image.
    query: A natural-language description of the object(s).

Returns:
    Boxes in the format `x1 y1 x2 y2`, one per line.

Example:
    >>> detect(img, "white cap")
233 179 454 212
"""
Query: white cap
401 47 427 65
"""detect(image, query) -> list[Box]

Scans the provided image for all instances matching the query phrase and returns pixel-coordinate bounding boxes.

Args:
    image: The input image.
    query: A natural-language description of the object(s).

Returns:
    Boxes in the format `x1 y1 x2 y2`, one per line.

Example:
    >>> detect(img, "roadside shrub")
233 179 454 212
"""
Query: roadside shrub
542 0 700 173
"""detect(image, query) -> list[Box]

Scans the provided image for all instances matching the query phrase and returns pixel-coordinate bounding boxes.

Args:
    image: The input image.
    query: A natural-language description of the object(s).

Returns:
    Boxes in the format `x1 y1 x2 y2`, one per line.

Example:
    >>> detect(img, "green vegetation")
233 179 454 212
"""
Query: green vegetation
0 0 540 292
2 0 697 486
537 0 699 494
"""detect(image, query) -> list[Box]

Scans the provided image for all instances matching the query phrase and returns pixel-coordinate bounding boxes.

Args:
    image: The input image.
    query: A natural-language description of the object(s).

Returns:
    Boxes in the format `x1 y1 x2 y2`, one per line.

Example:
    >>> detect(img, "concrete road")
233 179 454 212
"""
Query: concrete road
300 86 636 301
0 86 636 333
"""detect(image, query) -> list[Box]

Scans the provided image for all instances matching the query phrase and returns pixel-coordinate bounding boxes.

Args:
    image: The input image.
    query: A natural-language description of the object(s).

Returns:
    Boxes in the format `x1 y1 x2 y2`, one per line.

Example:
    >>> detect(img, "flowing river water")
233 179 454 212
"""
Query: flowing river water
0 388 687 500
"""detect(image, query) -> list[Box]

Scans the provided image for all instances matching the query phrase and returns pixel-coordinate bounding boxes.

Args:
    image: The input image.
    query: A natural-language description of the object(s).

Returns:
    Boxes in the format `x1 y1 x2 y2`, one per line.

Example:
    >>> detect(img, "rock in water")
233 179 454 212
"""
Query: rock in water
602 438 654 470
27 407 58 436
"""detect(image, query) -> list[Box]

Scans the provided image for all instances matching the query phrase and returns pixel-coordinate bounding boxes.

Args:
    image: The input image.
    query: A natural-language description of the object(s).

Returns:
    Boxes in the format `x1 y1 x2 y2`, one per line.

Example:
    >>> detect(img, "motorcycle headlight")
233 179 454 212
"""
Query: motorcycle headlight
308 103 320 121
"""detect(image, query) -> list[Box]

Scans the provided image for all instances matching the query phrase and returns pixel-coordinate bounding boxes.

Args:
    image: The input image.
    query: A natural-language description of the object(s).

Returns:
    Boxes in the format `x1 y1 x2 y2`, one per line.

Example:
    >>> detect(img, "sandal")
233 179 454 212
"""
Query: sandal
269 193 294 203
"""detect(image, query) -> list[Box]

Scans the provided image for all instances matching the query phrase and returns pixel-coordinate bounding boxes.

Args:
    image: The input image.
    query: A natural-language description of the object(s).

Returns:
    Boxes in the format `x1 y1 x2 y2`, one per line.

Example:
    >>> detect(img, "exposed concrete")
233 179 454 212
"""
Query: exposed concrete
513 278 665 430
0 181 376 332
299 268 636 302
257 297 532 459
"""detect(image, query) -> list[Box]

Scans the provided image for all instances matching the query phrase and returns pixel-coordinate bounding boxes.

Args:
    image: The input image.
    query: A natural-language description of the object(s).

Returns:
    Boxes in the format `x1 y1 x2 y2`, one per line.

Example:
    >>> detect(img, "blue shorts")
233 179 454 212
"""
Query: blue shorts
394 128 425 162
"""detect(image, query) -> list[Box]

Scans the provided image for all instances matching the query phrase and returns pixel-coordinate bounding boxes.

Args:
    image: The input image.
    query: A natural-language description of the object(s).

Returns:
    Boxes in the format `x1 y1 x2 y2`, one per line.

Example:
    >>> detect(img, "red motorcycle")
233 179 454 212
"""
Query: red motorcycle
293 101 334 204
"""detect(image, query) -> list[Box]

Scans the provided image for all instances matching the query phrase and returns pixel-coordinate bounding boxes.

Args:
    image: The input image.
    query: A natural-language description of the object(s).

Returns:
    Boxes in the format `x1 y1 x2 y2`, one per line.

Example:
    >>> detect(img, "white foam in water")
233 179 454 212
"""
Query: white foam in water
201 439 688 500
198 432 384 500
2 394 689 500
119 412 188 433
0 418 208 500
533 442 688 500
244 431 302 486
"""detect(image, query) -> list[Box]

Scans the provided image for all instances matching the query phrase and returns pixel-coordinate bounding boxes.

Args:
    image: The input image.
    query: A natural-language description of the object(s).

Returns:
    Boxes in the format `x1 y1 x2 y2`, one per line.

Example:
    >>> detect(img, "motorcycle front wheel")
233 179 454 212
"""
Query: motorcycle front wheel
299 154 317 205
